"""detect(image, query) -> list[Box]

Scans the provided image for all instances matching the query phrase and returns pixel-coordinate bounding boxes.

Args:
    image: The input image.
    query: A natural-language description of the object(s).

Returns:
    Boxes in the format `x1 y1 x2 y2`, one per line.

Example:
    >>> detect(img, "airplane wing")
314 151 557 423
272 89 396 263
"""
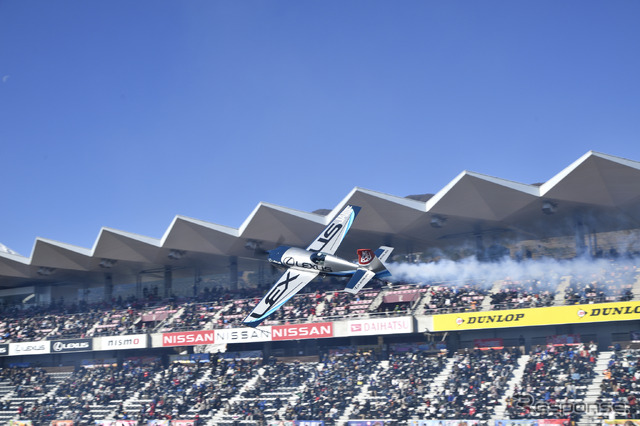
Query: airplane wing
306 205 361 255
242 269 318 328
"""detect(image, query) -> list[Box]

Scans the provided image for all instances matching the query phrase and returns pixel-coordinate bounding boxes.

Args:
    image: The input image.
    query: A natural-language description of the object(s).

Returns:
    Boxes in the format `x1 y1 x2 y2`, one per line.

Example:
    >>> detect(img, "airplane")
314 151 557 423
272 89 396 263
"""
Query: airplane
242 205 393 328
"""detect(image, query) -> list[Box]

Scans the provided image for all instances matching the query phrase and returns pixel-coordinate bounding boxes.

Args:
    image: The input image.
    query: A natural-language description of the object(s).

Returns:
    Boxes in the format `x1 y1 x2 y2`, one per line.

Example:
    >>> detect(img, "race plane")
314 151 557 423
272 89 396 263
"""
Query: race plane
242 205 393 328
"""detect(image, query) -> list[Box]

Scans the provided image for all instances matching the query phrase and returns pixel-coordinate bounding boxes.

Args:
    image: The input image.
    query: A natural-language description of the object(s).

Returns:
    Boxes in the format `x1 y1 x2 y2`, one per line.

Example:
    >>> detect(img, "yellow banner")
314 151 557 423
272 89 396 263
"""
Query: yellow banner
432 300 640 332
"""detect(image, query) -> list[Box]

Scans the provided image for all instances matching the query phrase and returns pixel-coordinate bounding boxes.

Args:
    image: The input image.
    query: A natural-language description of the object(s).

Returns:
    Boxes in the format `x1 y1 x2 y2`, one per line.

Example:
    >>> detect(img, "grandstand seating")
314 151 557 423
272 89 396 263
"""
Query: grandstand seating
505 343 598 423
0 259 637 343
0 344 628 425
0 259 638 424
423 283 489 314
597 346 640 420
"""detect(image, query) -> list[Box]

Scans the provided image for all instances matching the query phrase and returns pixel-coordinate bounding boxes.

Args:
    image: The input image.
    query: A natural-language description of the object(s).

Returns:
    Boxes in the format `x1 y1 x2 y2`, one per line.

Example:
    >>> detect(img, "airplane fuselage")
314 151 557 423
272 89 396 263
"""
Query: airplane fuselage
268 246 357 275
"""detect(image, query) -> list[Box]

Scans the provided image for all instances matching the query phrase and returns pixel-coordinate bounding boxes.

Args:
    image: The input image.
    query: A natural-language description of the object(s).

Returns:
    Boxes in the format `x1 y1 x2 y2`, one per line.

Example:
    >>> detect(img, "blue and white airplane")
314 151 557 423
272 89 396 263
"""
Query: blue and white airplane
242 205 393 328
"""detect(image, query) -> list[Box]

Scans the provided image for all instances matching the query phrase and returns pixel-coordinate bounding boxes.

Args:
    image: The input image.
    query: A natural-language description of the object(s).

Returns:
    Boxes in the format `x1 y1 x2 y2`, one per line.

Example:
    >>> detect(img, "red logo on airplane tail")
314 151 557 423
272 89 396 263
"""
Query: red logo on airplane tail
358 249 374 265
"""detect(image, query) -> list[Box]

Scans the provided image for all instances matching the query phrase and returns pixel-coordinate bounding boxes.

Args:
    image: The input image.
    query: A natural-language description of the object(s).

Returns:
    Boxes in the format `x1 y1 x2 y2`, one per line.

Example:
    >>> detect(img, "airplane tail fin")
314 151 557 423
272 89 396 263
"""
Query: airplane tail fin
344 269 375 295
344 246 394 294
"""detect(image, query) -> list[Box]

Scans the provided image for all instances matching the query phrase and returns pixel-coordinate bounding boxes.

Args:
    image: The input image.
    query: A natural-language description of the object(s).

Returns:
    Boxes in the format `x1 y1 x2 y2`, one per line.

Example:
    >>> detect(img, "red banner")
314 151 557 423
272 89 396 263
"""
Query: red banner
162 330 215 347
142 312 169 322
271 322 333 340
546 334 581 346
383 290 421 304
473 338 504 349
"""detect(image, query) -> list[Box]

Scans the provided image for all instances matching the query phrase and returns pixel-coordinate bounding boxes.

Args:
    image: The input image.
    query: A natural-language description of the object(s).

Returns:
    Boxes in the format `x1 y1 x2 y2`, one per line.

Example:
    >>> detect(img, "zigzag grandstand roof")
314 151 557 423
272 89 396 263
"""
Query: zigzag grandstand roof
2 151 640 286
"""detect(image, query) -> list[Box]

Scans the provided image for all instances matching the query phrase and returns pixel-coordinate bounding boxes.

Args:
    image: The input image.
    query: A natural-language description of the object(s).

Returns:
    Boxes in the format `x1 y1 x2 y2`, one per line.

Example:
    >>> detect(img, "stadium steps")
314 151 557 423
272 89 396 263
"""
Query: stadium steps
206 367 264 426
218 362 317 425
491 354 530 420
153 305 185 332
482 280 505 310
315 298 327 316
0 410 15 424
423 355 457 402
579 350 613 425
337 360 389 425
40 371 74 401
0 380 14 399
413 285 432 314
552 276 573 305
368 289 387 312
106 370 166 420
273 364 320 419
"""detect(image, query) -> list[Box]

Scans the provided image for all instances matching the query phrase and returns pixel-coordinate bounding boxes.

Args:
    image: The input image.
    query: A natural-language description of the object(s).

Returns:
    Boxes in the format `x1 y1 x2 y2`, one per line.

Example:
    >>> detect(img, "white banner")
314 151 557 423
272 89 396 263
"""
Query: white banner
346 316 413 336
9 341 50 356
100 334 147 350
213 326 272 343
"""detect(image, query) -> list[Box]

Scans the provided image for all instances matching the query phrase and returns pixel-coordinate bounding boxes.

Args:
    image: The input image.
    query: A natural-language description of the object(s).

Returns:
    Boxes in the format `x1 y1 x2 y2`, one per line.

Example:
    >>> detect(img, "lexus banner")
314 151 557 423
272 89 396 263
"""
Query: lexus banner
51 339 92 353
9 341 50 356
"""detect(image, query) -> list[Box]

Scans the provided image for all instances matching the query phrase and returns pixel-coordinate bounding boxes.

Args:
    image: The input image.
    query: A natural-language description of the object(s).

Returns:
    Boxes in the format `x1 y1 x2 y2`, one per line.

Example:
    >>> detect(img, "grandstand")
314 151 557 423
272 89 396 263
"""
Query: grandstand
1 151 640 425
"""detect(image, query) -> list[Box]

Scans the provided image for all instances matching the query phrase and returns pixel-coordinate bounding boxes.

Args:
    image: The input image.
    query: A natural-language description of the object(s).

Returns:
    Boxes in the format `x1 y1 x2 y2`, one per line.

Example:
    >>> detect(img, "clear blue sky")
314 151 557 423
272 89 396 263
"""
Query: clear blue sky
1 1 639 256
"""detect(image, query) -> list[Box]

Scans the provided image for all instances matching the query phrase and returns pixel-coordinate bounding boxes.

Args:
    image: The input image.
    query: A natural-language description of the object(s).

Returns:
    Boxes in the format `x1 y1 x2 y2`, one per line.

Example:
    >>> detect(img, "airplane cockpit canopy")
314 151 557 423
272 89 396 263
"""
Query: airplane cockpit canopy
310 252 326 264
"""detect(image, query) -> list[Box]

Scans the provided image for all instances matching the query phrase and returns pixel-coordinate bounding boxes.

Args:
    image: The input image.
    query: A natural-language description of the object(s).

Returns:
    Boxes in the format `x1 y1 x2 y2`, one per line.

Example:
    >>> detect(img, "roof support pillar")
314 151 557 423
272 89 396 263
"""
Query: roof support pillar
104 273 113 303
229 256 238 290
164 266 173 298
475 233 484 261
574 214 588 257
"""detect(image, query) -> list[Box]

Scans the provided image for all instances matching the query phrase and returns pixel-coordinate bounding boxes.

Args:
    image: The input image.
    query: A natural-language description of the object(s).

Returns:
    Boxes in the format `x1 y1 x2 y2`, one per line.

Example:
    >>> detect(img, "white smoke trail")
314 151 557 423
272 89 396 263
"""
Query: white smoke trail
386 255 636 290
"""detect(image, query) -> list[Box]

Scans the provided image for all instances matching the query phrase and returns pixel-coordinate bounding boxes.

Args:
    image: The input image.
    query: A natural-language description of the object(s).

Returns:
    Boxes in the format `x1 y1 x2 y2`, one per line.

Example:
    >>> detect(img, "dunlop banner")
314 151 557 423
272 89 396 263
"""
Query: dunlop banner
432 301 640 332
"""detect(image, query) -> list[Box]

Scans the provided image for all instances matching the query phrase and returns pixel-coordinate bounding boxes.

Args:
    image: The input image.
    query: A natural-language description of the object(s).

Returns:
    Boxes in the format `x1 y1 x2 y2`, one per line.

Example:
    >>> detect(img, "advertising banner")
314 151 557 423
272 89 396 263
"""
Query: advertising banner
171 421 196 426
603 421 640 425
9 341 50 356
272 322 333 340
432 301 640 332
348 422 390 426
383 290 421 304
347 316 413 336
213 326 272 343
146 421 168 425
51 339 92 353
51 421 74 426
492 421 568 425
409 421 482 426
142 312 169 322
100 334 148 350
94 421 138 426
0 343 8 356
220 350 263 359
162 330 216 347
9 422 33 426
473 338 504 349
546 334 580 346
